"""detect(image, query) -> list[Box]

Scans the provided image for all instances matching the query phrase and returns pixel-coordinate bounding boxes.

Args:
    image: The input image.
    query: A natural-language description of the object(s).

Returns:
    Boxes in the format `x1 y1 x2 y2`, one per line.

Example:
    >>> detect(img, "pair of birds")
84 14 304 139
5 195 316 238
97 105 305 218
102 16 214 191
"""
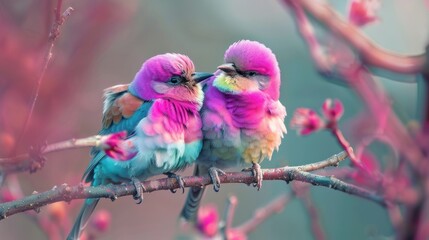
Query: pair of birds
67 40 287 240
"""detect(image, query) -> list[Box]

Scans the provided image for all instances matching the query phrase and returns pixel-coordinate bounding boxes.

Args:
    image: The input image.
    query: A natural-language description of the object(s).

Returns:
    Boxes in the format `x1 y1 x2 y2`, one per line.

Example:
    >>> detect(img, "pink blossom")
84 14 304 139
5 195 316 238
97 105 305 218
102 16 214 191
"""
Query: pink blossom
348 0 381 27
197 204 219 237
321 99 344 122
90 209 112 233
290 108 325 135
99 131 137 161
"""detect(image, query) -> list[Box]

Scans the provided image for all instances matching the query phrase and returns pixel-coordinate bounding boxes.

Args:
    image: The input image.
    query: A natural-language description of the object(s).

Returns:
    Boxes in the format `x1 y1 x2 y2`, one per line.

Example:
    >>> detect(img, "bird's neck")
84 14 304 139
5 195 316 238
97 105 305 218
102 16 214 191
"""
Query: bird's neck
152 99 200 126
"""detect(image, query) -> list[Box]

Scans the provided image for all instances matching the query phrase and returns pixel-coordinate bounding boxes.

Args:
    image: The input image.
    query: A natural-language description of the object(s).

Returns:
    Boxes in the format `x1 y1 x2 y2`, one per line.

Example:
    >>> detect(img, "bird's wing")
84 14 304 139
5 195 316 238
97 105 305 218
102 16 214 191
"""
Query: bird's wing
267 99 287 135
100 84 147 134
83 84 153 182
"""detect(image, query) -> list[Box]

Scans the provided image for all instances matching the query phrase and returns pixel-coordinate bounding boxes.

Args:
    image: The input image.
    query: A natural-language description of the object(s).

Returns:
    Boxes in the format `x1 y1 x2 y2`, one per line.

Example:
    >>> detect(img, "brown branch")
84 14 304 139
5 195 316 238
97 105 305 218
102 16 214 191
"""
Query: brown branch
293 150 347 171
0 152 388 220
0 135 103 173
283 0 426 74
17 0 74 147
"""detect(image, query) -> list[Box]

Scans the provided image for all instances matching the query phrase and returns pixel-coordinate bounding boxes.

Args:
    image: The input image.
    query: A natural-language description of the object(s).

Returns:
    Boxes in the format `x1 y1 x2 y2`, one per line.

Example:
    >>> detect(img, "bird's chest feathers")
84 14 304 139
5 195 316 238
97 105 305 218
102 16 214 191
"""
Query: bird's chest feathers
225 93 286 163
223 93 279 164
224 92 267 130
149 99 202 142
135 100 202 175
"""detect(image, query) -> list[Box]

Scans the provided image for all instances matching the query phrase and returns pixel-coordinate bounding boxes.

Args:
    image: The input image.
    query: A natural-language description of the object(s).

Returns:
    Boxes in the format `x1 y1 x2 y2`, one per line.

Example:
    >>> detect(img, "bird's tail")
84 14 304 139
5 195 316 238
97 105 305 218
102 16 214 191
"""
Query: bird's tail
179 165 206 222
67 198 100 240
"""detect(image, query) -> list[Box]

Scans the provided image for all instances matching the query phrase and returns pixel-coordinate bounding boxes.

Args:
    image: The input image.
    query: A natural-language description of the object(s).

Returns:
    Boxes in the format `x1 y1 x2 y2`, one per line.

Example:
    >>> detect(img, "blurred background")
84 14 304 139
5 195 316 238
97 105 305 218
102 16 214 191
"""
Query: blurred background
0 0 428 239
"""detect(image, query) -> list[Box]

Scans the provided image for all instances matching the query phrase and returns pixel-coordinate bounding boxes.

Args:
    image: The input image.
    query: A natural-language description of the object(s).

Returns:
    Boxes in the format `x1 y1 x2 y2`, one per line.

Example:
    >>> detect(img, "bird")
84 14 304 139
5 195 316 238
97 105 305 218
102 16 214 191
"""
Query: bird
67 53 213 240
180 40 287 222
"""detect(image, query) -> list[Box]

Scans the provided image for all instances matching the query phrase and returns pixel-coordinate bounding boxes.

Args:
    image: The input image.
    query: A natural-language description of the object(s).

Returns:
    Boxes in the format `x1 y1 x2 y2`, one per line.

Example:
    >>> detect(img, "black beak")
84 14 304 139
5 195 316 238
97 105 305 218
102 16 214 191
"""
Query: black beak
192 72 213 83
217 63 236 75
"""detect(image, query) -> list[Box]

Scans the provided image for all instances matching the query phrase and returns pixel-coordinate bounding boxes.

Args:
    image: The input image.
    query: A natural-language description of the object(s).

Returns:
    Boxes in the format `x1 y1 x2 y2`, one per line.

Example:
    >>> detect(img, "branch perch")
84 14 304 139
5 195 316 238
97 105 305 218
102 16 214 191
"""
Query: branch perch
0 151 387 220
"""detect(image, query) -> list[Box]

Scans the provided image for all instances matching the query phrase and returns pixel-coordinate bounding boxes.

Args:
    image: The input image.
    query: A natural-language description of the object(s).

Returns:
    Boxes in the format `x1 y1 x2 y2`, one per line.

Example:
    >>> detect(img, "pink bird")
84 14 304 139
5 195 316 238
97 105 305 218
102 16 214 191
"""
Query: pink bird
67 53 212 239
180 40 287 221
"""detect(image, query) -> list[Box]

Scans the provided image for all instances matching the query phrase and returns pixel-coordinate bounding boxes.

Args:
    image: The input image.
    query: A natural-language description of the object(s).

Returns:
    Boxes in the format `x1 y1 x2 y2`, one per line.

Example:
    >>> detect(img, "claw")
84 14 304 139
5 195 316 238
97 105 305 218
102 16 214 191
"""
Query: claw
242 163 263 190
131 177 144 204
208 167 226 192
164 172 185 194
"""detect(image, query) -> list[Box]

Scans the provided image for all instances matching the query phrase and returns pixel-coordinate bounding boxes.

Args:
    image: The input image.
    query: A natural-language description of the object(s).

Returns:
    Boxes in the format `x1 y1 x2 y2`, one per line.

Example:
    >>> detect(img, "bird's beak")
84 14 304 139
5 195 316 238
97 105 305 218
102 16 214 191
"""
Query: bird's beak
217 63 236 75
192 72 213 83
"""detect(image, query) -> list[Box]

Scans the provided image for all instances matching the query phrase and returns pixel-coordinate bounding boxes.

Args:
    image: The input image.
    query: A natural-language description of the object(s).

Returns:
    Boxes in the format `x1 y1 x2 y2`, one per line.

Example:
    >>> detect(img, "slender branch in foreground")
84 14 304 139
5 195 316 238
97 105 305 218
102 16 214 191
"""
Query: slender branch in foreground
17 1 74 147
234 194 290 234
292 184 325 240
283 0 425 74
220 196 238 238
0 151 388 220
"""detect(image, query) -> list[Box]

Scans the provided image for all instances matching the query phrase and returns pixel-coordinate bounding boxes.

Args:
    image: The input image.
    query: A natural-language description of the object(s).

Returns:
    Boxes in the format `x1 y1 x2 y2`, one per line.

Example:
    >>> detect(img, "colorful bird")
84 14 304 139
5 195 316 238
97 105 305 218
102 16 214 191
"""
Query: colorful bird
180 40 287 222
67 53 212 240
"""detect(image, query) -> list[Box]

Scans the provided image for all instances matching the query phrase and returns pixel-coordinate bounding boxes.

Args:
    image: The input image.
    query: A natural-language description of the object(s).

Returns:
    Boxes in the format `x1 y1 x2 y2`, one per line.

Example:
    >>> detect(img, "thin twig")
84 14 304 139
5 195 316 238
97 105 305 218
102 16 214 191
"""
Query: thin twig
293 150 347 171
0 135 103 173
234 194 291 234
17 0 74 148
292 184 325 240
220 196 238 239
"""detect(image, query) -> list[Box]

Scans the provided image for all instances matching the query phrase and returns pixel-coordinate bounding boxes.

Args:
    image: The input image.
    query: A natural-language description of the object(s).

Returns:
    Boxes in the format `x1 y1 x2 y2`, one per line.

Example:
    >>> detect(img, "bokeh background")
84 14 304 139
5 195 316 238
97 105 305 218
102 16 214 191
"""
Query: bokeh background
0 0 428 239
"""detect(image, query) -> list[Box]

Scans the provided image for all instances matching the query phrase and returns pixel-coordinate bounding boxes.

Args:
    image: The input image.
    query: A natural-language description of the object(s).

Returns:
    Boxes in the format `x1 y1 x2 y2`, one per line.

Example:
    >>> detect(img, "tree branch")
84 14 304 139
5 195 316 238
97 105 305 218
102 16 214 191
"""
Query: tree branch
0 151 388 220
234 194 291 234
0 135 103 174
283 0 425 74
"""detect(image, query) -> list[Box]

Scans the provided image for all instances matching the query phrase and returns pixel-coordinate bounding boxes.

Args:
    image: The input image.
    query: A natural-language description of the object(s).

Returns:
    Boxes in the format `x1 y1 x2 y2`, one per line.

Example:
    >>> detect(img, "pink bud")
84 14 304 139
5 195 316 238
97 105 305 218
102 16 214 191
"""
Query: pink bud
90 210 111 233
99 131 137 161
290 108 325 135
322 99 344 122
348 0 380 27
197 204 219 237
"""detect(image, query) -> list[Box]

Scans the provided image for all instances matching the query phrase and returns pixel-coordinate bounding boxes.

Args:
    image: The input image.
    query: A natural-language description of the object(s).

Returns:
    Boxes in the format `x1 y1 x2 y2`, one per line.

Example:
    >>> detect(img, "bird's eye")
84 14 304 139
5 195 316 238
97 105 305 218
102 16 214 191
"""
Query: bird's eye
169 76 182 85
246 71 258 77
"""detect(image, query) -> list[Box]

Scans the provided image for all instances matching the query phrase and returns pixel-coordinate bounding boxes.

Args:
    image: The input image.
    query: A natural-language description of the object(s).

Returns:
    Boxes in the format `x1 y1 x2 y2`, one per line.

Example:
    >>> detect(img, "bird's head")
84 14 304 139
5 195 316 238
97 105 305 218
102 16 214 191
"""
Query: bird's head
213 40 281 100
129 53 212 105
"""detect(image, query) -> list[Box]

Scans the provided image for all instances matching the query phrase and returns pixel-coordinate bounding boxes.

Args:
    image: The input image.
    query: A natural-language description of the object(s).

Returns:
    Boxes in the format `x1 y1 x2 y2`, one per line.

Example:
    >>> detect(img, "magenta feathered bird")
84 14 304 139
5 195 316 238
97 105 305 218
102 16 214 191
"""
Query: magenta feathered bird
180 40 287 221
67 53 212 239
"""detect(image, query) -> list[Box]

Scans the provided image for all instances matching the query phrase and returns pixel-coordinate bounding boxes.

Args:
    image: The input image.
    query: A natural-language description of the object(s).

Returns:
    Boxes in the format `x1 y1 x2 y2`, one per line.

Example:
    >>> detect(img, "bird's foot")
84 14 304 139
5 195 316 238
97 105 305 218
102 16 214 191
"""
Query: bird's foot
208 167 226 192
164 172 185 194
242 163 263 190
131 177 145 204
